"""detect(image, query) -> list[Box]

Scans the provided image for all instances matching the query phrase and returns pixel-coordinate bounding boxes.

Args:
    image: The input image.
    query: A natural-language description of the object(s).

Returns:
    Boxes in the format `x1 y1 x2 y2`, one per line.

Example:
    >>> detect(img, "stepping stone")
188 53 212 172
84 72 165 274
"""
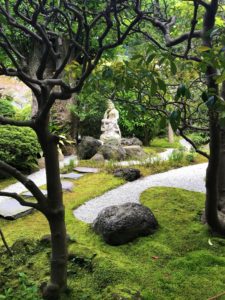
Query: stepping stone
0 197 33 220
60 172 83 180
22 189 48 198
62 181 74 192
74 167 99 174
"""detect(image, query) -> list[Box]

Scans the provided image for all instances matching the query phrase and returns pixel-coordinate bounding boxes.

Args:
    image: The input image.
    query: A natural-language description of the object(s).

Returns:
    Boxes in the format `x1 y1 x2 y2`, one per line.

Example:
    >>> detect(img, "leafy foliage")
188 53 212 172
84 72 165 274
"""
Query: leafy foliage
0 97 15 118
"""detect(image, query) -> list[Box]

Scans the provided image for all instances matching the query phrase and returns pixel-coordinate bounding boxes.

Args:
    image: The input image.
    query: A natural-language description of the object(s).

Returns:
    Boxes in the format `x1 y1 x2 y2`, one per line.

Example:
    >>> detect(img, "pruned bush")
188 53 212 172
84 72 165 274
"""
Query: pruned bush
0 126 41 176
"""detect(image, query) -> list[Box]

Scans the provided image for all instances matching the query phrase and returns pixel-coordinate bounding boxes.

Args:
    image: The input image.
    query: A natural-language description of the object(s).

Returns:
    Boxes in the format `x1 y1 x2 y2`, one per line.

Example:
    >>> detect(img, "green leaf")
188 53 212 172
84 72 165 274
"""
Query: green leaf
205 96 216 108
170 61 177 75
201 91 208 102
151 82 157 96
198 46 211 52
170 110 181 131
102 67 113 80
146 54 156 64
157 78 167 93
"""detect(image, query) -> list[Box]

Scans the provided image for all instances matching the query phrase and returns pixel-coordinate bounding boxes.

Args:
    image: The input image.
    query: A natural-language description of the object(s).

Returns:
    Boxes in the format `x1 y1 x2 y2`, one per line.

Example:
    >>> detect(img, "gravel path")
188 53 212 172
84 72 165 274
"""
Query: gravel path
0 155 76 218
74 163 207 223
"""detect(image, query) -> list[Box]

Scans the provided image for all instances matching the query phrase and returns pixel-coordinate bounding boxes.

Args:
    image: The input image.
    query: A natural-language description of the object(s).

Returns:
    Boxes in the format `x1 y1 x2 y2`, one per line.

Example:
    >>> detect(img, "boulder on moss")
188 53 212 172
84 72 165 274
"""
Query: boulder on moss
113 168 141 181
121 137 143 146
99 143 126 161
91 153 105 162
123 145 146 159
77 136 102 160
93 203 158 245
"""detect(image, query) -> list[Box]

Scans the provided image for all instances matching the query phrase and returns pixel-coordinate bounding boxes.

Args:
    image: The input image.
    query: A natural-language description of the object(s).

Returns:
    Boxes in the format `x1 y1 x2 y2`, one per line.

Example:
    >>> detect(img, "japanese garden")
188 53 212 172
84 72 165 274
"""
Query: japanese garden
0 1 225 299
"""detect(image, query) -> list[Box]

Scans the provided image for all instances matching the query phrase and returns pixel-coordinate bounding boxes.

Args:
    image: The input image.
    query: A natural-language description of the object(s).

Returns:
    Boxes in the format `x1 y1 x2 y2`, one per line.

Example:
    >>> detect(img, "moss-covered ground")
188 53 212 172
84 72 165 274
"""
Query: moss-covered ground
1 165 225 300
150 136 181 149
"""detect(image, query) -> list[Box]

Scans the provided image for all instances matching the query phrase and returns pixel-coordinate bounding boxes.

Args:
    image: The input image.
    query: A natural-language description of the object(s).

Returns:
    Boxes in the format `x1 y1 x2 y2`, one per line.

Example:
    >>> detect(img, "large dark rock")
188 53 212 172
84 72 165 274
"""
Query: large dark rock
99 143 126 161
121 137 143 146
113 168 141 181
93 203 158 245
77 136 102 160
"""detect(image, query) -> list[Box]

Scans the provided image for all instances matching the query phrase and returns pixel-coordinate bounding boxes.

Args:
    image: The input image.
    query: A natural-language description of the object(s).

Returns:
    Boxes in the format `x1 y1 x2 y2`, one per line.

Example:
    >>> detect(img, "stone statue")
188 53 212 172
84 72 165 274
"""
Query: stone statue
100 100 121 143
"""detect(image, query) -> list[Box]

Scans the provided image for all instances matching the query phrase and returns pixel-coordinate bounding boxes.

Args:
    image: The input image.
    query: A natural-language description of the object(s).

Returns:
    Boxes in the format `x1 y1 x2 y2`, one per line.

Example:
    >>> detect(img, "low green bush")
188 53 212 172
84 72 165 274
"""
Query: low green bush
0 126 41 176
168 149 185 163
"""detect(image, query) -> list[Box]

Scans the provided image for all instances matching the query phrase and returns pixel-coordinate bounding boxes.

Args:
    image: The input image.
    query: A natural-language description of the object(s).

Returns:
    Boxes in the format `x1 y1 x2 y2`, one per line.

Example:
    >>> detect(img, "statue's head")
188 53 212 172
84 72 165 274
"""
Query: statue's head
107 100 115 110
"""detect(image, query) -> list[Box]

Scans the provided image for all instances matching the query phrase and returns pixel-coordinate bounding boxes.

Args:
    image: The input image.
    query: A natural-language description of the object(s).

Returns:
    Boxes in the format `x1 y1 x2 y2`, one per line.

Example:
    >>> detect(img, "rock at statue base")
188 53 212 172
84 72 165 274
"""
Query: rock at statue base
99 143 126 161
91 153 105 162
113 168 141 181
123 145 146 159
93 203 158 245
121 137 143 146
77 136 102 160
100 132 121 145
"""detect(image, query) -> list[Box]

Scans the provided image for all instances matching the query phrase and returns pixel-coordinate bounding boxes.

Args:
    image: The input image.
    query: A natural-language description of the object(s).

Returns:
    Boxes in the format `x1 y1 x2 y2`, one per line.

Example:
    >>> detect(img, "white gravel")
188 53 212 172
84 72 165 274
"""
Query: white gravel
0 155 76 218
73 163 207 223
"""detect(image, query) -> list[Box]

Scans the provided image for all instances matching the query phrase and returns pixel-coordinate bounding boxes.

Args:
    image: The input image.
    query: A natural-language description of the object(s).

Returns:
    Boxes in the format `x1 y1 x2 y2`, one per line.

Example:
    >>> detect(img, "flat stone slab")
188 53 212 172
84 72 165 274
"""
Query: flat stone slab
74 167 99 173
60 172 83 180
22 189 48 198
62 180 74 192
0 197 33 220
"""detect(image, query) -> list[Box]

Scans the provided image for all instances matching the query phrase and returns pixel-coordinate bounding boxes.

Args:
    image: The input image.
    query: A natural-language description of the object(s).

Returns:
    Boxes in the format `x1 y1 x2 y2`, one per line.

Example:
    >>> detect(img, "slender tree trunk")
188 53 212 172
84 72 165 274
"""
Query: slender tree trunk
168 123 174 144
218 82 225 212
202 0 225 235
218 127 225 212
36 123 67 300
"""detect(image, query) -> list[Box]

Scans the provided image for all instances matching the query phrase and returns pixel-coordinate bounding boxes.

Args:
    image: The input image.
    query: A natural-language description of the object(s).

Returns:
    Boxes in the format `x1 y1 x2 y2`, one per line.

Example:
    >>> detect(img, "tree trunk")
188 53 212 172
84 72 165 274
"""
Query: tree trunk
218 82 225 212
218 127 225 212
36 124 67 300
202 0 225 235
168 123 174 144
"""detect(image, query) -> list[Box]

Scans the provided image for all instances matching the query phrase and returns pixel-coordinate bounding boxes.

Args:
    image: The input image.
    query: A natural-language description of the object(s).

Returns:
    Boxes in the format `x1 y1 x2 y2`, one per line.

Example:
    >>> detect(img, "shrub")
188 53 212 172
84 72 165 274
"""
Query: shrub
0 126 41 176
0 98 16 118
15 105 32 121
188 133 209 147
168 149 185 163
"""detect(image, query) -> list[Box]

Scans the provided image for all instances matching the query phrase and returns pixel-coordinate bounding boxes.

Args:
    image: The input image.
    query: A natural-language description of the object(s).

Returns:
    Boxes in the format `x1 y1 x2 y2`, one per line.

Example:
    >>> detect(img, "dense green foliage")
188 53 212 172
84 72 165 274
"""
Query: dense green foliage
0 126 40 175
0 97 16 118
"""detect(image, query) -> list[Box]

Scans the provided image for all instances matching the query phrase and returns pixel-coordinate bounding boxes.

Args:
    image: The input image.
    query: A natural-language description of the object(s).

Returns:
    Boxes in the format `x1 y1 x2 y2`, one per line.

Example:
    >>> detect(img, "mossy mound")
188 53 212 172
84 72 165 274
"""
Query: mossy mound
1 175 225 300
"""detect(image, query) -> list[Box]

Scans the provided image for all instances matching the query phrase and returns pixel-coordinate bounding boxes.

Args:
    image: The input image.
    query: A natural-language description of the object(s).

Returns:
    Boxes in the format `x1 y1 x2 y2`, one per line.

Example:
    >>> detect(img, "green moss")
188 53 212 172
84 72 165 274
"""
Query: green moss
1 179 225 300
150 136 181 149
0 177 17 190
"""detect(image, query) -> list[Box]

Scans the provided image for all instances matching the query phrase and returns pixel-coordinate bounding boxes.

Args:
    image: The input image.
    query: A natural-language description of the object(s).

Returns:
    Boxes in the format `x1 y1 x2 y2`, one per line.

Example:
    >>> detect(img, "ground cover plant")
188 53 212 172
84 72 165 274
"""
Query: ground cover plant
1 179 225 300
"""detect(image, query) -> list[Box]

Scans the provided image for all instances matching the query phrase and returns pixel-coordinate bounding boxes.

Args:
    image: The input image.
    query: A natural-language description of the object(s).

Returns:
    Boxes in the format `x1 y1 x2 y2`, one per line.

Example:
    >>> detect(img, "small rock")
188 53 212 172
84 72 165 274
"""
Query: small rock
61 180 74 192
121 137 143 146
113 168 141 181
60 172 83 180
91 153 105 162
74 167 99 173
93 202 158 245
